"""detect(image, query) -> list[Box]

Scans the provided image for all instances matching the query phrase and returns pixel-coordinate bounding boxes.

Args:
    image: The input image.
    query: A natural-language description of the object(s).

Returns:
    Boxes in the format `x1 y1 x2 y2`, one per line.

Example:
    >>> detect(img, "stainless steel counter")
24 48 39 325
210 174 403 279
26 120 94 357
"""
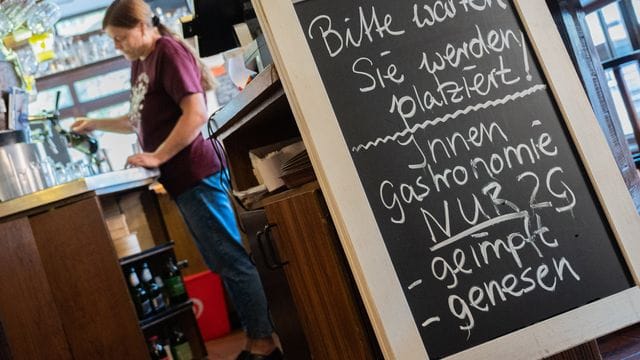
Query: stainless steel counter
0 167 159 219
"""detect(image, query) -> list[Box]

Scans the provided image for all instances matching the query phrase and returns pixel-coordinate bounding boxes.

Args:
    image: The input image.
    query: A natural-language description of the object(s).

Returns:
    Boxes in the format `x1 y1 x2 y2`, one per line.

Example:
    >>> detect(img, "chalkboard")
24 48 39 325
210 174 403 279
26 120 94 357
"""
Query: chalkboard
254 0 640 358
290 1 633 358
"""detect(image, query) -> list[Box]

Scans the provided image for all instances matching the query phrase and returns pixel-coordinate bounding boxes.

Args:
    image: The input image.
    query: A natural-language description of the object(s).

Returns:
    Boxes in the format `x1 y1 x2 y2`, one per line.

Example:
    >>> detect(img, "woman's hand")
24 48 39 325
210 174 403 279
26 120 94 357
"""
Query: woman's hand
126 152 164 169
70 117 96 134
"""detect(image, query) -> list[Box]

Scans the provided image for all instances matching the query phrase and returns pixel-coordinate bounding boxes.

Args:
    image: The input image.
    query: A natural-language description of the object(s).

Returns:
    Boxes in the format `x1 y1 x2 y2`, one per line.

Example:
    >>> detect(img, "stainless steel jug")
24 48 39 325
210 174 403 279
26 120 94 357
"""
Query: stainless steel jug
0 142 54 201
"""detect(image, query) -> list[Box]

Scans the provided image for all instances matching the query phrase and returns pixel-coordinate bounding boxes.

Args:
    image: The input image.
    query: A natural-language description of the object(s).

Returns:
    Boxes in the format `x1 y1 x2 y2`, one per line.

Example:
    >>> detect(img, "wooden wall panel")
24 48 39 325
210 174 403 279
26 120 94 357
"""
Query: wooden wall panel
0 217 71 360
0 321 12 360
29 198 149 359
156 192 208 276
140 190 171 246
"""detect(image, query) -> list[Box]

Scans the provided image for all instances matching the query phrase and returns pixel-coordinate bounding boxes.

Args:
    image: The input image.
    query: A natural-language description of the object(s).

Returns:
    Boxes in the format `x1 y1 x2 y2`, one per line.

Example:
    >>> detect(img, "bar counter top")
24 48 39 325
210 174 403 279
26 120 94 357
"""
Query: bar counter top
0 167 159 219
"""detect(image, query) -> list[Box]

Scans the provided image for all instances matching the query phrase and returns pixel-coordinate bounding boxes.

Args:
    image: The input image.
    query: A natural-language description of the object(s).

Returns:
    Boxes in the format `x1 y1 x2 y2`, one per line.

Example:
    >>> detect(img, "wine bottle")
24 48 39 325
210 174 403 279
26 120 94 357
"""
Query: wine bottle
141 263 166 313
66 131 99 155
170 327 193 360
164 256 188 304
154 275 170 309
148 335 170 360
128 267 153 319
51 120 98 155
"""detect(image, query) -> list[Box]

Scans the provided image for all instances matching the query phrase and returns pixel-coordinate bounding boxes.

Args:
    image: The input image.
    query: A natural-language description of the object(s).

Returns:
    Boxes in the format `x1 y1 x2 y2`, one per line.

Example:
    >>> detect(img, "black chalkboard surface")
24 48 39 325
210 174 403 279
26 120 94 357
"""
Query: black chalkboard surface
294 0 633 358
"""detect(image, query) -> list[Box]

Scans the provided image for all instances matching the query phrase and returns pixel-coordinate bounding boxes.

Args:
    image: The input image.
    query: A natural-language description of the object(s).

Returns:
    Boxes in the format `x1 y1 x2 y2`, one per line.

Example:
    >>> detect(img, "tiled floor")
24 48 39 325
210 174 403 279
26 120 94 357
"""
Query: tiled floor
206 324 640 360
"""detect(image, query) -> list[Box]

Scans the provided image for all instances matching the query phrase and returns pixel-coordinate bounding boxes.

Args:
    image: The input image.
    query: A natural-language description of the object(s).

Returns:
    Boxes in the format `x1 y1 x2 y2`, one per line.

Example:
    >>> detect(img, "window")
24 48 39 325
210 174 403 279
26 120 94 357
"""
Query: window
73 68 131 103
584 0 640 153
601 2 633 57
54 9 107 38
633 0 640 22
30 85 73 113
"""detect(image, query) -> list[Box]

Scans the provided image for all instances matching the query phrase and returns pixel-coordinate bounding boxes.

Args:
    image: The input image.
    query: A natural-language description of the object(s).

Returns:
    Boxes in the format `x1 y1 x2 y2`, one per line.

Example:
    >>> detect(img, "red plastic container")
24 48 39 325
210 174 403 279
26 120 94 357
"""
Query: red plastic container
184 270 231 341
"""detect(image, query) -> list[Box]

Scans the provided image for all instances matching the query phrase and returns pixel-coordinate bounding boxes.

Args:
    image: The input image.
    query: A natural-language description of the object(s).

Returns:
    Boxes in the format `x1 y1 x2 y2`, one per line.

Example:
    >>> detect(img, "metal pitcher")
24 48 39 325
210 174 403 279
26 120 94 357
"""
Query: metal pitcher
0 142 53 201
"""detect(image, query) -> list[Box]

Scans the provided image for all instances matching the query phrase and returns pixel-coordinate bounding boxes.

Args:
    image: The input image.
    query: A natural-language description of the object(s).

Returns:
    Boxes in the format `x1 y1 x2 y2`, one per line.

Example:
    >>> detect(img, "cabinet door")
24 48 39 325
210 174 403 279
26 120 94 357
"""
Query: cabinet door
239 210 311 359
29 197 149 359
265 189 381 360
0 217 72 360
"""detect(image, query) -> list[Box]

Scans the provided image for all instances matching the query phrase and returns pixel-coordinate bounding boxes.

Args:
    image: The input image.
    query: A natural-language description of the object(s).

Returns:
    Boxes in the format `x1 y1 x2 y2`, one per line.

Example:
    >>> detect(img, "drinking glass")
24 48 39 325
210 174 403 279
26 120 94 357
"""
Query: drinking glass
31 159 56 187
54 163 68 184
26 1 61 34
0 11 12 38
29 161 45 189
3 0 36 29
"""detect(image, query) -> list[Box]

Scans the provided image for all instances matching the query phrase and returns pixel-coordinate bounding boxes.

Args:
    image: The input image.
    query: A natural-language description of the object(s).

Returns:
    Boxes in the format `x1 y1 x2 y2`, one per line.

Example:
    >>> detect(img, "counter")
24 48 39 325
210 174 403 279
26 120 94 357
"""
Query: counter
0 166 161 359
0 167 159 219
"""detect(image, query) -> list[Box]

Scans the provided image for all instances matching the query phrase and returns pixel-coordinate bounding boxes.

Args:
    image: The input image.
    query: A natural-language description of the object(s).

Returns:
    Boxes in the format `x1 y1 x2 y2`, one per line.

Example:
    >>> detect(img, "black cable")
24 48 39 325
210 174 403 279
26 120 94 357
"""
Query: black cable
207 110 250 212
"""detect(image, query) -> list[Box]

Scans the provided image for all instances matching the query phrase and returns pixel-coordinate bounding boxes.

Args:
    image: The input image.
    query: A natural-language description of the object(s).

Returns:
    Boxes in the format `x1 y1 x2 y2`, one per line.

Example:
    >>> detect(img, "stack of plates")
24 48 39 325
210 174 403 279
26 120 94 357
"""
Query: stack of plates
280 148 316 189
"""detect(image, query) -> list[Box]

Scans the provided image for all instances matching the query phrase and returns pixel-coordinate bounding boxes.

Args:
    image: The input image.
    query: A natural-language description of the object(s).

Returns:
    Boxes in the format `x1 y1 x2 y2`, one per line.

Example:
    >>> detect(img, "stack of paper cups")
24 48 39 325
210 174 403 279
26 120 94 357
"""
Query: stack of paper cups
113 232 141 258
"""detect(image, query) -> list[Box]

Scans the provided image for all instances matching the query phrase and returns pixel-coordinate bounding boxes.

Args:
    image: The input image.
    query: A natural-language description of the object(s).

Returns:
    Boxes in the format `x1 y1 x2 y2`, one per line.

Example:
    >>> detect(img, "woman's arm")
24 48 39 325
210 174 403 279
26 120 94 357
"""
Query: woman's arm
126 93 207 168
71 115 135 134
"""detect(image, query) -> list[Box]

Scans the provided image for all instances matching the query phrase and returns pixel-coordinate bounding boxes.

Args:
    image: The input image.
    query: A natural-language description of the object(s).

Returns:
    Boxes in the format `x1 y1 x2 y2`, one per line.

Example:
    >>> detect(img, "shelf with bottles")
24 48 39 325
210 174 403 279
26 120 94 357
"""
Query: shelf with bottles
122 241 207 358
145 314 207 360
139 299 194 331
122 245 191 321
125 241 206 359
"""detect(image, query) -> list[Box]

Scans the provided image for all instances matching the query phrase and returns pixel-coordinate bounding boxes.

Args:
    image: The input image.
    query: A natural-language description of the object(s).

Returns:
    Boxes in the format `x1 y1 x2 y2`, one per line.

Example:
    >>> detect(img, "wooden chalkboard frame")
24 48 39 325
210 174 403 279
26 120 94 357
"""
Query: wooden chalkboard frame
252 0 640 358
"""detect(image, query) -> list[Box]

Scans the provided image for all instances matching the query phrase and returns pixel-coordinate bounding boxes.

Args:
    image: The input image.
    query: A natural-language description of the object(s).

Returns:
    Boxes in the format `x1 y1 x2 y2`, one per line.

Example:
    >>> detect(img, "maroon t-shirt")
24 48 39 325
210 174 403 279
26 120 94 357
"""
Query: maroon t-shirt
130 36 220 196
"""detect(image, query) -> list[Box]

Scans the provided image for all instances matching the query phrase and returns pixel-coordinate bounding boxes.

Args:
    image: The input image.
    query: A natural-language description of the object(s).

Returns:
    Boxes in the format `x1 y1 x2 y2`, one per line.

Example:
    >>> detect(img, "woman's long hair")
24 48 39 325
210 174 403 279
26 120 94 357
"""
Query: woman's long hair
103 0 215 91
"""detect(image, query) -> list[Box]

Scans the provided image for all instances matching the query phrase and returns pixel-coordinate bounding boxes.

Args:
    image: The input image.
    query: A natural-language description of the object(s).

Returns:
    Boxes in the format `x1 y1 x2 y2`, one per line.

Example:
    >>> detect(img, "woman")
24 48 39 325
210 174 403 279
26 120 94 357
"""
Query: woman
71 1 281 359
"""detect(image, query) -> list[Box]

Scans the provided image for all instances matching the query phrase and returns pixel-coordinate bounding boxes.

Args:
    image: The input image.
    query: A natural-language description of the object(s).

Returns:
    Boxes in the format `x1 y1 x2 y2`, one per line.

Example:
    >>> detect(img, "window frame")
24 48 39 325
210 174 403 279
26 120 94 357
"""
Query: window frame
586 0 640 153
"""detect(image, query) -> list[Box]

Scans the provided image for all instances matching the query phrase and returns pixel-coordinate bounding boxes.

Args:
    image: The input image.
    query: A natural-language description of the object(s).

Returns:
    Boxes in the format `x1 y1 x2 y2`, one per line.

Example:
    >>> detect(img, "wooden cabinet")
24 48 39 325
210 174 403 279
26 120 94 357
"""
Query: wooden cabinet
0 194 149 359
98 186 207 359
0 178 206 359
262 183 382 359
215 65 381 359
240 209 311 359
0 217 74 359
120 242 207 359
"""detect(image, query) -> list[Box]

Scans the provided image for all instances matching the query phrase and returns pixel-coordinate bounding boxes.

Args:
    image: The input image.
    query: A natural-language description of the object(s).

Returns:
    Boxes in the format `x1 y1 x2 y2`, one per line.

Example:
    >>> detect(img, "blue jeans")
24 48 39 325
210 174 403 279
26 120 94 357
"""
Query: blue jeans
175 170 273 339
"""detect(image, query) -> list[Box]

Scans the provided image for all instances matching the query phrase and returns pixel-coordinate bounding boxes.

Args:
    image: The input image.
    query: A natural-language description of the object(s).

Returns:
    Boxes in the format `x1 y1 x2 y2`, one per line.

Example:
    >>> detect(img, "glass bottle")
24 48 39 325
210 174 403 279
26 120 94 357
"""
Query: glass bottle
128 267 153 319
154 275 170 309
170 327 193 360
148 335 170 360
52 120 99 155
141 262 166 313
164 256 188 304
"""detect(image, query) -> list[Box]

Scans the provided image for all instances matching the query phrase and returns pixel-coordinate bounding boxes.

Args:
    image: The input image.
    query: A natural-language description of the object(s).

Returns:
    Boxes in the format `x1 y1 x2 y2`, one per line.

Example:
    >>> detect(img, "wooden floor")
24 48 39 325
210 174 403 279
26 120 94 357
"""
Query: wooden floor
599 324 640 360
205 331 246 360
206 324 640 360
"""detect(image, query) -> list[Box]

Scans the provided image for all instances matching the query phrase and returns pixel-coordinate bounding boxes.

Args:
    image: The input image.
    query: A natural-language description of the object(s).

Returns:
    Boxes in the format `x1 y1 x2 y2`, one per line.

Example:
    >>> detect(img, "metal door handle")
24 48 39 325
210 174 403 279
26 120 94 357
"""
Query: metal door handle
256 228 277 270
263 224 289 269
257 224 288 270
